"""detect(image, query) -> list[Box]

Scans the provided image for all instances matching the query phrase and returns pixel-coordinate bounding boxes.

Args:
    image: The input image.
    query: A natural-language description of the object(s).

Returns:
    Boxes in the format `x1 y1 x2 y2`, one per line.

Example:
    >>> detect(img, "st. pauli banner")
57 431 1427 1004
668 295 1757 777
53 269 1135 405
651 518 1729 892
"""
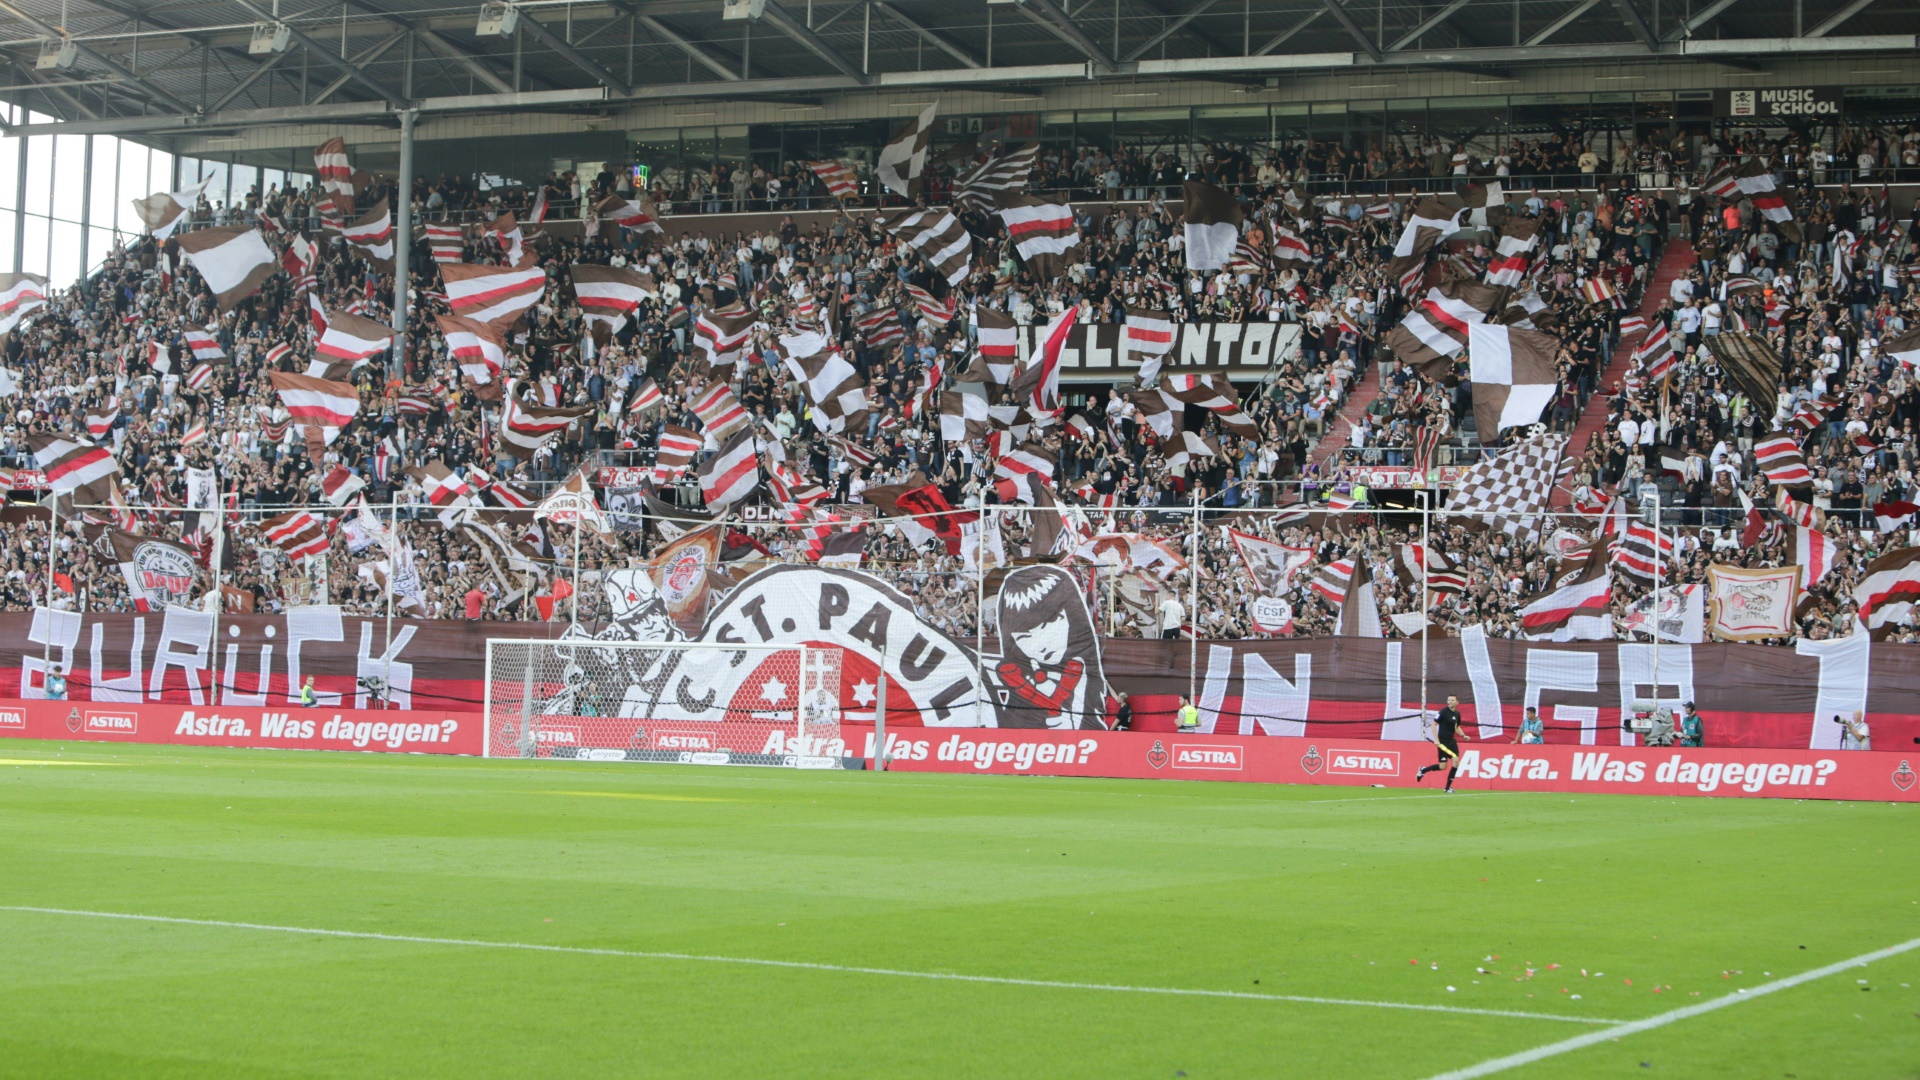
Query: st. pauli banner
2 565 1919 753
849 727 1918 803
1018 322 1302 382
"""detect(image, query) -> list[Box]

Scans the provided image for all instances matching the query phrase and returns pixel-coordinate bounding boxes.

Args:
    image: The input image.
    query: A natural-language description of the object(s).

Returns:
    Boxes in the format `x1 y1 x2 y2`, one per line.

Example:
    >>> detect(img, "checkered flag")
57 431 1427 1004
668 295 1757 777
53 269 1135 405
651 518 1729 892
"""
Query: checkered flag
1445 431 1567 541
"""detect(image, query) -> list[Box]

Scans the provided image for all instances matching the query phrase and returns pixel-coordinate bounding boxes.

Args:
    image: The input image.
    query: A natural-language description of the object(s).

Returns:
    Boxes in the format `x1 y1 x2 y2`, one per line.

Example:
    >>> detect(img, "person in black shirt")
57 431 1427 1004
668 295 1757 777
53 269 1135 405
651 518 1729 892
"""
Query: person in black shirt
1416 694 1471 792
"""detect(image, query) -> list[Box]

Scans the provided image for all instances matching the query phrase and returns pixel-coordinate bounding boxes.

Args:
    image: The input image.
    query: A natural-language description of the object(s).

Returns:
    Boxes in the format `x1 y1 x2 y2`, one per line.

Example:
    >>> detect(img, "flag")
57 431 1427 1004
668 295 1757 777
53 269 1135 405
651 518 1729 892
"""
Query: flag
440 262 548 328
976 306 1020 382
1164 431 1218 473
996 194 1080 280
856 305 904 350
1775 486 1820 530
1390 282 1497 368
1754 432 1813 487
1161 373 1257 437
84 401 117 438
654 424 703 481
490 211 525 266
1618 314 1650 338
1010 307 1077 412
28 432 118 498
408 462 475 526
768 461 830 511
130 178 212 240
267 372 360 445
690 383 750 441
1310 559 1353 606
105 528 200 610
424 223 465 264
627 377 663 418
1447 430 1567 540
1391 197 1461 259
1181 180 1242 271
939 389 989 443
1401 542 1469 595
1226 529 1310 595
180 419 208 447
341 197 394 266
1885 327 1920 369
954 143 1038 214
992 442 1055 499
880 207 971 286
1874 500 1919 534
1636 320 1677 384
260 510 331 564
594 194 665 234
1732 159 1796 233
1484 217 1540 288
570 264 655 335
874 102 937 198
1611 520 1672 583
696 429 761 509
1334 557 1383 637
807 160 859 200
1705 332 1786 413
438 314 507 385
1856 546 1920 634
313 136 354 198
1519 540 1613 640
319 465 365 507
1271 224 1311 264
1578 276 1620 308
313 307 395 370
797 349 869 435
895 484 974 556
693 305 757 368
903 284 956 326
499 382 593 455
176 228 278 311
1464 323 1560 438
1797 525 1836 587
182 324 225 363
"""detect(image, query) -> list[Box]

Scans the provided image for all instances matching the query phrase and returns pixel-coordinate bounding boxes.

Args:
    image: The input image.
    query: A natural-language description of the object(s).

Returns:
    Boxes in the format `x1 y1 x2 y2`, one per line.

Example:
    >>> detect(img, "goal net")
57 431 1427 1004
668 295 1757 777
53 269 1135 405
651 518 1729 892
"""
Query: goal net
482 639 845 767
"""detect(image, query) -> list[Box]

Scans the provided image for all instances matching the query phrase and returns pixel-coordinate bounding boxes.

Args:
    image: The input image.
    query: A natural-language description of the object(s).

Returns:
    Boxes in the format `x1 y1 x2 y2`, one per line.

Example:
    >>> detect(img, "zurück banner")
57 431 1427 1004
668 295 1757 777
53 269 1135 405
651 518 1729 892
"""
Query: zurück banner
854 727 1919 803
0 699 480 755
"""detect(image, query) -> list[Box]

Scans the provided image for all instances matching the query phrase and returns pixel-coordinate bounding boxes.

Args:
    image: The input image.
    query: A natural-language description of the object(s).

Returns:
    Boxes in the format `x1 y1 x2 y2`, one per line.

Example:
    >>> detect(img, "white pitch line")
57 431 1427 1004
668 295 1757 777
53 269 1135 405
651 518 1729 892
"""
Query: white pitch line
1425 934 1920 1079
0 905 1616 1026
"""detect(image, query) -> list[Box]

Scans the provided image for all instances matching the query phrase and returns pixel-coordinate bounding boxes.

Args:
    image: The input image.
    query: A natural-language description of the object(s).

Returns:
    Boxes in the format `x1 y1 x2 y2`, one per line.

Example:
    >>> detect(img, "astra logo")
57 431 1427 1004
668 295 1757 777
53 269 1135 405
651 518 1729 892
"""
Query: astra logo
1172 744 1243 770
1329 751 1400 776
83 711 138 734
534 727 581 744
0 709 23 729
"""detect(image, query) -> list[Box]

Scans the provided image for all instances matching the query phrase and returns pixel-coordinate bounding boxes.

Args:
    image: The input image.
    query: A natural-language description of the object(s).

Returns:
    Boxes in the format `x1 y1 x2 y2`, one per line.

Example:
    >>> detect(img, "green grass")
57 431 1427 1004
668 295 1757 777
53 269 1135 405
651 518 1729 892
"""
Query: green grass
0 740 1916 1079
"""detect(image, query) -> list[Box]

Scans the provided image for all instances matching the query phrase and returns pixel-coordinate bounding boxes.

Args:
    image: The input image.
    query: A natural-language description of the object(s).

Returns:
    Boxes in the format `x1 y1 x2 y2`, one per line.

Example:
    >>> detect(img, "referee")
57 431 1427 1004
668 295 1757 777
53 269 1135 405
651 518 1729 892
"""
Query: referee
1416 695 1471 792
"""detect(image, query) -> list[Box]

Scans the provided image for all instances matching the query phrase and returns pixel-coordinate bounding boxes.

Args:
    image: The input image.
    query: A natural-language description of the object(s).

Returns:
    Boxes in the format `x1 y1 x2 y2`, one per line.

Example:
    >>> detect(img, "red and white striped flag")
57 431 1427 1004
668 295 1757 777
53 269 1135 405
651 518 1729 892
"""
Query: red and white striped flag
653 425 702 481
690 383 750 440
995 195 1080 279
595 195 665 234
261 509 331 563
570 264 656 334
313 308 395 370
320 465 366 507
0 273 48 335
627 377 663 417
696 430 761 509
693 305 757 368
185 363 214 391
975 306 1019 382
266 371 361 445
341 198 394 264
1754 432 1812 487
808 160 859 200
497 380 593 455
183 324 225 362
313 137 354 199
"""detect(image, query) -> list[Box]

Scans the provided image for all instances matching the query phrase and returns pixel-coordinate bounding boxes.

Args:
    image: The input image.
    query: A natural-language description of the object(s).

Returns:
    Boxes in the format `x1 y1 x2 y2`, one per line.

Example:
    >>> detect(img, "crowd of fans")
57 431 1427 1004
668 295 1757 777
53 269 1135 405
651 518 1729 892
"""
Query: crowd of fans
1 119 1917 646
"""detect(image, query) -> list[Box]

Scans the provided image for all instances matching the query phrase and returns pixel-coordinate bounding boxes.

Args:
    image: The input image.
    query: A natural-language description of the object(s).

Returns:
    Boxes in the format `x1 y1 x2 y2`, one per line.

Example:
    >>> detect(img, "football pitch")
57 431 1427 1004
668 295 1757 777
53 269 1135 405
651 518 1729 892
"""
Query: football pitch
1 741 1915 1078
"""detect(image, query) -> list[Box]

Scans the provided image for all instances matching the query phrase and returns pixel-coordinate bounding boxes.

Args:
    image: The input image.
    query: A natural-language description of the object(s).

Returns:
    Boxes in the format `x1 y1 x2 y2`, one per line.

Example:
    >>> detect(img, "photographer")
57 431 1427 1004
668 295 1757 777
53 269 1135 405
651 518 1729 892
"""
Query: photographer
1837 710 1871 751
1678 702 1704 748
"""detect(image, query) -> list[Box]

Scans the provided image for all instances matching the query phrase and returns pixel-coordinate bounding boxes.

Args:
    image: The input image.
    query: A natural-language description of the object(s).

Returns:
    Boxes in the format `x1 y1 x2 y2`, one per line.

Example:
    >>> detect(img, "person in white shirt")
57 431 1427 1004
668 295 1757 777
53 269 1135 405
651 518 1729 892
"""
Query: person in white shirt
1670 275 1696 305
1702 300 1723 336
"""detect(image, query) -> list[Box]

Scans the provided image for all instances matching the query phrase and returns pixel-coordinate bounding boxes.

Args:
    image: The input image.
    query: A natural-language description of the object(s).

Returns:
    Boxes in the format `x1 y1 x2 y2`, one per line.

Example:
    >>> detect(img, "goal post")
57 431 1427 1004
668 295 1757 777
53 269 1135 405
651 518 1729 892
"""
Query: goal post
481 638 845 767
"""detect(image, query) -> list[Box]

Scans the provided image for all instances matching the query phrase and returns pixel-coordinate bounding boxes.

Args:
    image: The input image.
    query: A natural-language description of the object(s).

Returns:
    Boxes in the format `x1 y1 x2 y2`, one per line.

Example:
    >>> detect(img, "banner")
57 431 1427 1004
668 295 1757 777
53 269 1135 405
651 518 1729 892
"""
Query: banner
1715 86 1841 119
850 727 1916 803
1010 322 1301 382
1707 564 1798 641
0 699 479 754
4 563 1920 752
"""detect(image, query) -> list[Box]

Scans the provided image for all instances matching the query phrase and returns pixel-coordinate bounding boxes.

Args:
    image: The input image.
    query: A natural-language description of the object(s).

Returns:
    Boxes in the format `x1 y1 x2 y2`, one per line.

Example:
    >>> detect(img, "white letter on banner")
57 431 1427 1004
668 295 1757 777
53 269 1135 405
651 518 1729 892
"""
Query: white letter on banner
1525 649 1600 744
221 636 272 707
1194 644 1232 733
1240 650 1309 737
1615 643 1694 746
1458 624 1505 739
356 621 416 710
1796 631 1869 750
149 607 214 704
1082 327 1112 370
1239 323 1276 369
1209 323 1243 366
1179 325 1212 366
283 606 344 707
90 618 146 702
1381 641 1425 742
23 606 80 698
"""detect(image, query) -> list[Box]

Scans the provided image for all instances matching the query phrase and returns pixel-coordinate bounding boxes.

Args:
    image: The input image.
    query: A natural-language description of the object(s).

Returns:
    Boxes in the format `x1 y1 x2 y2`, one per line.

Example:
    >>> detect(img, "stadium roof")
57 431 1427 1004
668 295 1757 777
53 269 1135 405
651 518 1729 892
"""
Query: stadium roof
0 0 1914 137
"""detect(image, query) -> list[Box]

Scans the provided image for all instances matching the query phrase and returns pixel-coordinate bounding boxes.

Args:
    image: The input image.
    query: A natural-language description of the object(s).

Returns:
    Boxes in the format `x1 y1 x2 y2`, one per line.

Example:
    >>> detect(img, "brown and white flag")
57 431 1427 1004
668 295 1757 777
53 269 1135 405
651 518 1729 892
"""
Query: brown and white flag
440 262 548 329
797 349 869 435
880 208 971 286
0 273 49 336
874 103 937 198
939 389 989 443
570 264 656 338
499 381 593 455
955 143 1039 214
1447 430 1567 540
1161 374 1257 437
341 197 394 267
1181 180 1242 271
1465 323 1560 438
693 304 757 369
995 193 1080 281
177 228 279 311
130 178 211 240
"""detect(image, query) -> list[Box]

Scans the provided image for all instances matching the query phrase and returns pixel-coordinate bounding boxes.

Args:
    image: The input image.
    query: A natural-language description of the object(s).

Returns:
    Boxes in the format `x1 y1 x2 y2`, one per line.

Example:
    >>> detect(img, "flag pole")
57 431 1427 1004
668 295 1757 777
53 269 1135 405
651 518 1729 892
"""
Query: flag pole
974 504 987 729
570 514 582 629
384 492 398 707
207 478 226 704
1188 483 1200 707
1651 485 1663 729
1419 487 1431 728
42 494 56 694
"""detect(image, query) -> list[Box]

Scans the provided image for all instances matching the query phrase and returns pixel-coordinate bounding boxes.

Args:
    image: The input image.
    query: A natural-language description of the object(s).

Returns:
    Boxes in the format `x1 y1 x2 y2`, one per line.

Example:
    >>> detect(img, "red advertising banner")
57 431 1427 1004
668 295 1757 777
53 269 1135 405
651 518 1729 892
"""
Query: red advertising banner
0 699 480 755
852 726 1920 803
